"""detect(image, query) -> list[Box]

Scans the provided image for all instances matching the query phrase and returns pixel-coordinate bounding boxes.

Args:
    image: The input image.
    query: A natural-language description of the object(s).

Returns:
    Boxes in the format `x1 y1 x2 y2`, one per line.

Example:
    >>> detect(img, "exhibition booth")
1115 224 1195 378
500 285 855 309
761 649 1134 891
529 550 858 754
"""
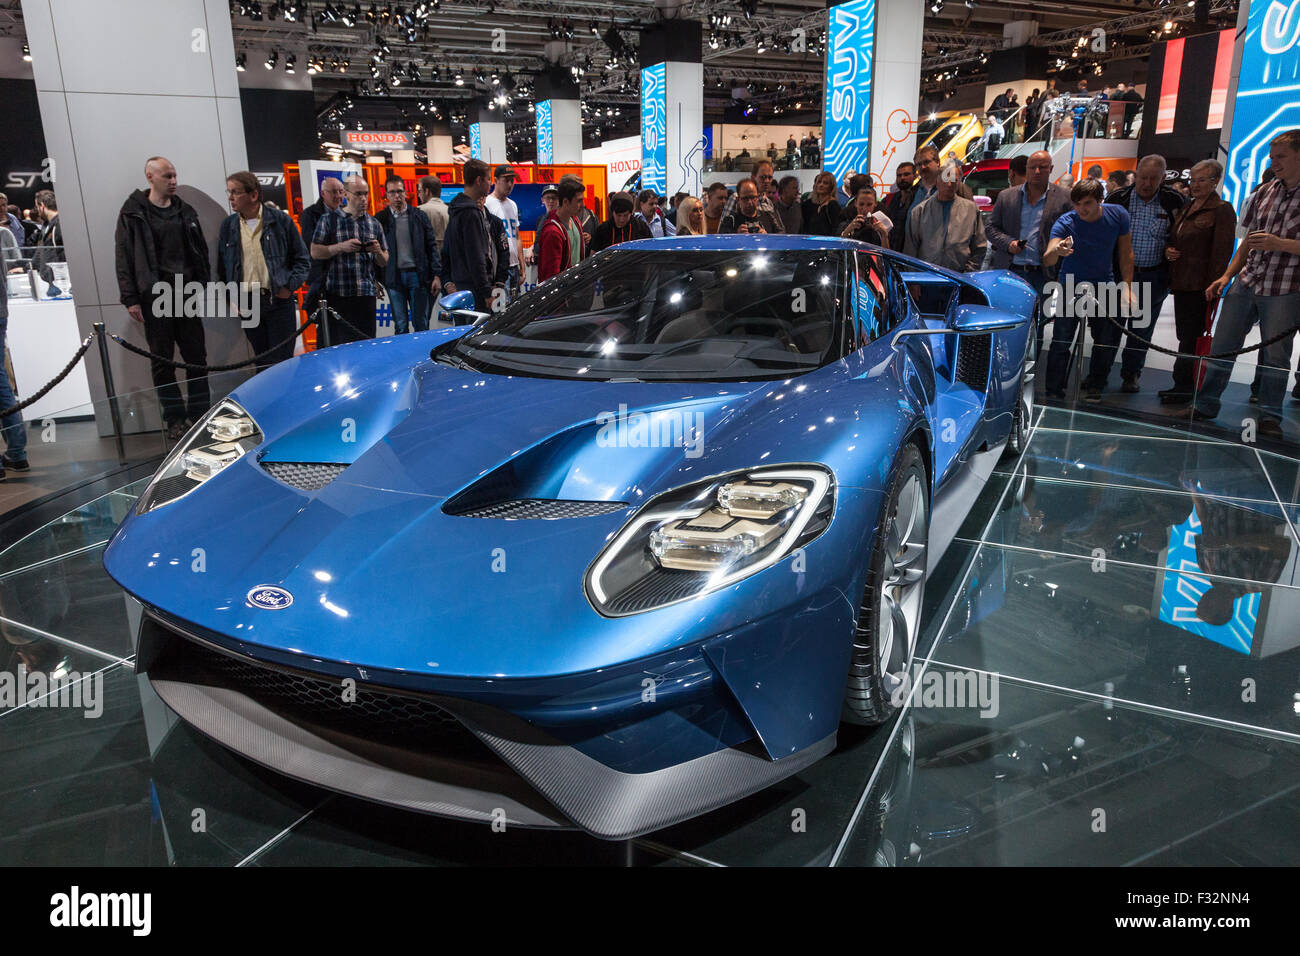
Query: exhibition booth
0 0 1297 877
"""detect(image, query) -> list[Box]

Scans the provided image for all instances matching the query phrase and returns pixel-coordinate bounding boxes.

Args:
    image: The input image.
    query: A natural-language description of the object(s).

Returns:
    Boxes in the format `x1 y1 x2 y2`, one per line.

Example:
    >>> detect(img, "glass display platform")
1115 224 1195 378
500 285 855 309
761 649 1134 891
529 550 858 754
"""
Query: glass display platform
2 404 1298 866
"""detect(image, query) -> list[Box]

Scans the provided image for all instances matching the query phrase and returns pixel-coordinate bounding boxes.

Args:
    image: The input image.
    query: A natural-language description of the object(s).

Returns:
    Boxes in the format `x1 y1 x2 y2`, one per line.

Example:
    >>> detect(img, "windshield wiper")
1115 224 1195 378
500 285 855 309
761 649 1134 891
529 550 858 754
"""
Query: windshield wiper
435 350 474 370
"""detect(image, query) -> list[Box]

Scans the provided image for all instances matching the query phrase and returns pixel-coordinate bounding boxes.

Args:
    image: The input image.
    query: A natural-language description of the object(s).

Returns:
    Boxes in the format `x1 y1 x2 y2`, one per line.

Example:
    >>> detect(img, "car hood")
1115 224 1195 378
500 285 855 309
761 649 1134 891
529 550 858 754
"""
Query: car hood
105 349 887 678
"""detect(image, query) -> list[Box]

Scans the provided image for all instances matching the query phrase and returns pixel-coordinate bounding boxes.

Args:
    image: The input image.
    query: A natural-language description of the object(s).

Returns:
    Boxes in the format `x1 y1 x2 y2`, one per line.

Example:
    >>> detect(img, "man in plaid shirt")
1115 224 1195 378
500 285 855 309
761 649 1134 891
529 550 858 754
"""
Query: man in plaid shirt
310 174 388 344
1190 130 1300 440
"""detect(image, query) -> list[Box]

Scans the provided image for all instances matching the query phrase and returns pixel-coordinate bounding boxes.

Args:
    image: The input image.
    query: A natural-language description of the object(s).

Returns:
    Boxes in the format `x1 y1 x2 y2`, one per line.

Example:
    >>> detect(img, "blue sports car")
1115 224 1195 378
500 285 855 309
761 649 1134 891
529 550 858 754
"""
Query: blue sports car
104 235 1036 840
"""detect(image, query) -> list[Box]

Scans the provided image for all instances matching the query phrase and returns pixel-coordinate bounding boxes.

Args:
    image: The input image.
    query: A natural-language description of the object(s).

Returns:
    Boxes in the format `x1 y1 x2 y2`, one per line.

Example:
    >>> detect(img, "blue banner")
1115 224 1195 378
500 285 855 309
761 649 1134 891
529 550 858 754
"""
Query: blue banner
536 100 554 164
641 63 667 194
470 122 481 159
822 0 876 184
1223 0 1300 210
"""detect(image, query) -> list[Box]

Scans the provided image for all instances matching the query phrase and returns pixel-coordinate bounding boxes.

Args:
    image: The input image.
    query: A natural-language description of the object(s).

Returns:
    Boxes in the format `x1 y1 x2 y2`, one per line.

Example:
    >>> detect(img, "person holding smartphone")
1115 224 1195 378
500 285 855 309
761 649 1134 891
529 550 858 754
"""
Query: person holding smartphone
310 174 388 343
1041 177 1134 401
1188 130 1300 439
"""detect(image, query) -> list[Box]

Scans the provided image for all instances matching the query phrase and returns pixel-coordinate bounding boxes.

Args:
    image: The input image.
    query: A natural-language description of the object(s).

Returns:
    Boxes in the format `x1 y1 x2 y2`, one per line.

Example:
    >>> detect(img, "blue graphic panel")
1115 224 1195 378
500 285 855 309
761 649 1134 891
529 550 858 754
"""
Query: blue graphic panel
1223 0 1300 210
470 122 481 159
1158 506 1260 654
641 63 667 194
536 100 554 164
822 0 876 183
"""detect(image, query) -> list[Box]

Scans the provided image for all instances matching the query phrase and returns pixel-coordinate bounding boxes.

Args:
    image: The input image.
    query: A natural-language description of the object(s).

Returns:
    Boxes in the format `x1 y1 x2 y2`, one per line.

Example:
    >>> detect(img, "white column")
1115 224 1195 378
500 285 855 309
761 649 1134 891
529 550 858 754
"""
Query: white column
470 109 508 166
640 19 705 198
22 0 249 435
869 0 922 188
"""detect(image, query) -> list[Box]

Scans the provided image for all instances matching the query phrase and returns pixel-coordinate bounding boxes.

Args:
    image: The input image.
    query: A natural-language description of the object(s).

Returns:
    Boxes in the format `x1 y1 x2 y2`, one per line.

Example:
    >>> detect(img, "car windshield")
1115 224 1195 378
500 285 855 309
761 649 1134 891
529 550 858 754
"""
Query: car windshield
917 116 946 138
445 248 849 382
927 122 964 154
964 168 1008 196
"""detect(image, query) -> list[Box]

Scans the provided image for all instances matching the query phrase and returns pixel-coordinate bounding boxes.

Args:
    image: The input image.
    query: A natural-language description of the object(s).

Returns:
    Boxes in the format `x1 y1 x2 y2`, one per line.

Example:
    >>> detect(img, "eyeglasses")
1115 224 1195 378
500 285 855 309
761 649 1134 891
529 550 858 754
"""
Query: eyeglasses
738 193 759 201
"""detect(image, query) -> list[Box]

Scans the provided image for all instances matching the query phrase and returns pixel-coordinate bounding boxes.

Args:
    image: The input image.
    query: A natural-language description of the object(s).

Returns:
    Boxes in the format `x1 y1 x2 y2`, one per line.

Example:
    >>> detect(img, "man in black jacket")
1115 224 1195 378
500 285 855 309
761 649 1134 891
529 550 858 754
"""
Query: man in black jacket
440 159 495 313
217 171 310 370
376 176 442 333
114 156 212 439
298 177 345 312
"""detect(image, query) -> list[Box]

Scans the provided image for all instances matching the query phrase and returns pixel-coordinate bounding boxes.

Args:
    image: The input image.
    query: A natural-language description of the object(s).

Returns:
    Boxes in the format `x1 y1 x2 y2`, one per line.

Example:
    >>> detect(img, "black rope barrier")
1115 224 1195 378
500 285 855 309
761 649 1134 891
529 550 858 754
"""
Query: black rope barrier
109 310 320 372
1085 307 1296 360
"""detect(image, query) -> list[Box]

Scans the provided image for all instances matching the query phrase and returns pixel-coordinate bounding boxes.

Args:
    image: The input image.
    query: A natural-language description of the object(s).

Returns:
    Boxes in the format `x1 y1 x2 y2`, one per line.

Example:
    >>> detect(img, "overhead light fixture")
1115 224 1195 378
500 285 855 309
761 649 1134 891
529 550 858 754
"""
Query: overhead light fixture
21 42 31 62
235 51 246 71
265 48 278 70
453 71 464 86
285 53 296 73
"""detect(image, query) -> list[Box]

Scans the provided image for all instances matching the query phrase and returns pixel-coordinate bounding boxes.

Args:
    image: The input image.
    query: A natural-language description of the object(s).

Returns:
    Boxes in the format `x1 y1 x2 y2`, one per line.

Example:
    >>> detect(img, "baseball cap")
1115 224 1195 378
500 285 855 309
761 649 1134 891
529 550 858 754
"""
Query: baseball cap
494 164 516 180
541 183 558 196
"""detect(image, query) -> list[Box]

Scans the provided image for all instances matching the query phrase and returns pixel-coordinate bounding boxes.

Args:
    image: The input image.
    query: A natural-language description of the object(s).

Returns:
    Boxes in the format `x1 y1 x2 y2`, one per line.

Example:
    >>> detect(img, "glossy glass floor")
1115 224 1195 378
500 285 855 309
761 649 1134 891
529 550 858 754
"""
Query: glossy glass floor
3 409 1299 866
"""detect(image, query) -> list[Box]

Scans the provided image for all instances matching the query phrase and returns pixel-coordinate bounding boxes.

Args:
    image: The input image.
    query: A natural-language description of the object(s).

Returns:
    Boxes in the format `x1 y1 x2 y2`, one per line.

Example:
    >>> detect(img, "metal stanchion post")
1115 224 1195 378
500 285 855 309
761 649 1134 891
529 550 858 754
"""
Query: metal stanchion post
317 297 331 348
93 322 127 465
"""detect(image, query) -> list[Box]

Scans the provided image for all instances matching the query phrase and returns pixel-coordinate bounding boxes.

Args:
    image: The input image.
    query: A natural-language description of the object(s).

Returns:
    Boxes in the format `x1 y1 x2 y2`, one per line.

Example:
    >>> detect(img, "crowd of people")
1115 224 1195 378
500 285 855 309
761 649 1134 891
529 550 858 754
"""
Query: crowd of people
980 81 1145 150
2 124 1297 476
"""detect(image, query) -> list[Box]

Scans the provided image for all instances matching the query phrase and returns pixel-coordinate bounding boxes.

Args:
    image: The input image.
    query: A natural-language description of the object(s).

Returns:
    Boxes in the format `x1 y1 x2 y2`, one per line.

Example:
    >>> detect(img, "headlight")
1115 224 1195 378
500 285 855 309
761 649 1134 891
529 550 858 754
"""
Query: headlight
585 466 834 616
136 400 263 514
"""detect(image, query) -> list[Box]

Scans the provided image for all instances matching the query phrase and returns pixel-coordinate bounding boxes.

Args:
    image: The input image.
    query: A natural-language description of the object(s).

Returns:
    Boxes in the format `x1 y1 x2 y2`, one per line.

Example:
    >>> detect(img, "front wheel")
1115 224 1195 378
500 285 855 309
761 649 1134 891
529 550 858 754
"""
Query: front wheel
842 443 930 725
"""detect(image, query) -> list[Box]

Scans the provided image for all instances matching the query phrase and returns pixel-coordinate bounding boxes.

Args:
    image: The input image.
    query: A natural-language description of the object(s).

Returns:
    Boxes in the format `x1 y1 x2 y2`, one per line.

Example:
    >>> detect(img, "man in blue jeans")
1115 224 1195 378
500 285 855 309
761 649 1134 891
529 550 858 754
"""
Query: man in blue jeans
1095 154 1184 394
0 263 30 480
1190 130 1300 441
1041 178 1135 400
376 176 441 334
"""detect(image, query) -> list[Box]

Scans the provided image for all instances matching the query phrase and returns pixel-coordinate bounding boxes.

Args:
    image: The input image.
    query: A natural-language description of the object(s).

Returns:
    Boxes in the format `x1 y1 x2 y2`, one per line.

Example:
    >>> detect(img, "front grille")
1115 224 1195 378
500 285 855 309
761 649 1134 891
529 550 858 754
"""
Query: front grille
169 637 476 749
447 498 630 519
956 333 991 392
261 461 347 491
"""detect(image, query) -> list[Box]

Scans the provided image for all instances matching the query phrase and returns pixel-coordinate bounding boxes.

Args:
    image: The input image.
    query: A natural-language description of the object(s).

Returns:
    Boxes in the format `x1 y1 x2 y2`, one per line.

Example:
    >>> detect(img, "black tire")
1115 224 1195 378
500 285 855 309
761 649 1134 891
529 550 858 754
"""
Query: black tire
1002 328 1036 461
842 443 929 725
1003 391 1030 460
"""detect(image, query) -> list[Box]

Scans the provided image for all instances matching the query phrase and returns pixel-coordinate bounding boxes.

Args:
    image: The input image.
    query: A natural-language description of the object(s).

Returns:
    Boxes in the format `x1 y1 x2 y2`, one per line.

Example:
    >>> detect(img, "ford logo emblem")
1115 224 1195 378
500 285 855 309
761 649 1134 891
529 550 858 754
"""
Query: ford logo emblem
247 585 293 610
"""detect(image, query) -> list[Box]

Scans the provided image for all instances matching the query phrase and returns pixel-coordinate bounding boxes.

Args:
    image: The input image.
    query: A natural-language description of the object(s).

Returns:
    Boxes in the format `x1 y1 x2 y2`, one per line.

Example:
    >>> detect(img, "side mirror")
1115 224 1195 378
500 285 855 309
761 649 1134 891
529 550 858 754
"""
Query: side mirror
890 304 1026 348
449 309 492 326
948 303 1025 334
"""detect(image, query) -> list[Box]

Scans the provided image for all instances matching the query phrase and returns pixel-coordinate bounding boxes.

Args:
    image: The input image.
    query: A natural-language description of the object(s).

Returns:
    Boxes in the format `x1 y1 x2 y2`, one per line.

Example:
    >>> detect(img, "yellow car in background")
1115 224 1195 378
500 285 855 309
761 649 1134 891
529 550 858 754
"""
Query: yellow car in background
916 111 985 164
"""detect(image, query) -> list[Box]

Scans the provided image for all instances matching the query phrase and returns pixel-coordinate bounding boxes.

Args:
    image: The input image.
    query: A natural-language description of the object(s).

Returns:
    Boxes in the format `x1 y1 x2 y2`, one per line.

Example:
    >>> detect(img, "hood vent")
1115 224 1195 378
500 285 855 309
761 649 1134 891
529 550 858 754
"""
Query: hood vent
445 498 629 520
262 461 348 491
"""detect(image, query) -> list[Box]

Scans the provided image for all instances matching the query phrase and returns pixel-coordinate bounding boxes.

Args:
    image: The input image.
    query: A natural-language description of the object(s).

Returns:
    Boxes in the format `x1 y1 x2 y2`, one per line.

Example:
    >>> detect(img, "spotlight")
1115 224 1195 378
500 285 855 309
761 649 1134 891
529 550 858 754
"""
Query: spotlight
265 48 278 69
453 71 464 86
21 42 31 62
930 0 943 13
235 51 247 71
285 53 296 73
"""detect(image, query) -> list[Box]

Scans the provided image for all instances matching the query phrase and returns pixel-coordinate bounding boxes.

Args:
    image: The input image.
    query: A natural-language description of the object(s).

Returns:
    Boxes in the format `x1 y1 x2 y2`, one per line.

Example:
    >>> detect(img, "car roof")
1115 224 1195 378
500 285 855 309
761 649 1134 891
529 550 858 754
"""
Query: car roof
616 234 865 252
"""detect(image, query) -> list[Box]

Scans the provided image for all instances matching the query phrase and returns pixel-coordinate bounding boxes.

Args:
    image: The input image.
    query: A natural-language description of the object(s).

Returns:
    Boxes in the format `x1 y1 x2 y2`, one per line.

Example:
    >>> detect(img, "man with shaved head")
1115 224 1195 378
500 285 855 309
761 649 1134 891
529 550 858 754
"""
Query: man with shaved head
115 156 212 439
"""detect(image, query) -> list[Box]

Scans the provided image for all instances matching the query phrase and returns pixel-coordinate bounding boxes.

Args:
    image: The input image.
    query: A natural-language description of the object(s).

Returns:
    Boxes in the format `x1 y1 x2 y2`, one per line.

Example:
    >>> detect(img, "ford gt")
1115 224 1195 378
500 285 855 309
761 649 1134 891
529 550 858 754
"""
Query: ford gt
104 235 1036 840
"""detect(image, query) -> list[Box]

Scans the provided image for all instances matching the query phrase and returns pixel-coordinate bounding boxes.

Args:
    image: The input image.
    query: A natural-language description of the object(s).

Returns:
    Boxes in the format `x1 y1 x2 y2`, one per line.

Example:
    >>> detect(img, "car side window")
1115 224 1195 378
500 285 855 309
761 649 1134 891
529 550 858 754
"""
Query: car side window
851 251 889 347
